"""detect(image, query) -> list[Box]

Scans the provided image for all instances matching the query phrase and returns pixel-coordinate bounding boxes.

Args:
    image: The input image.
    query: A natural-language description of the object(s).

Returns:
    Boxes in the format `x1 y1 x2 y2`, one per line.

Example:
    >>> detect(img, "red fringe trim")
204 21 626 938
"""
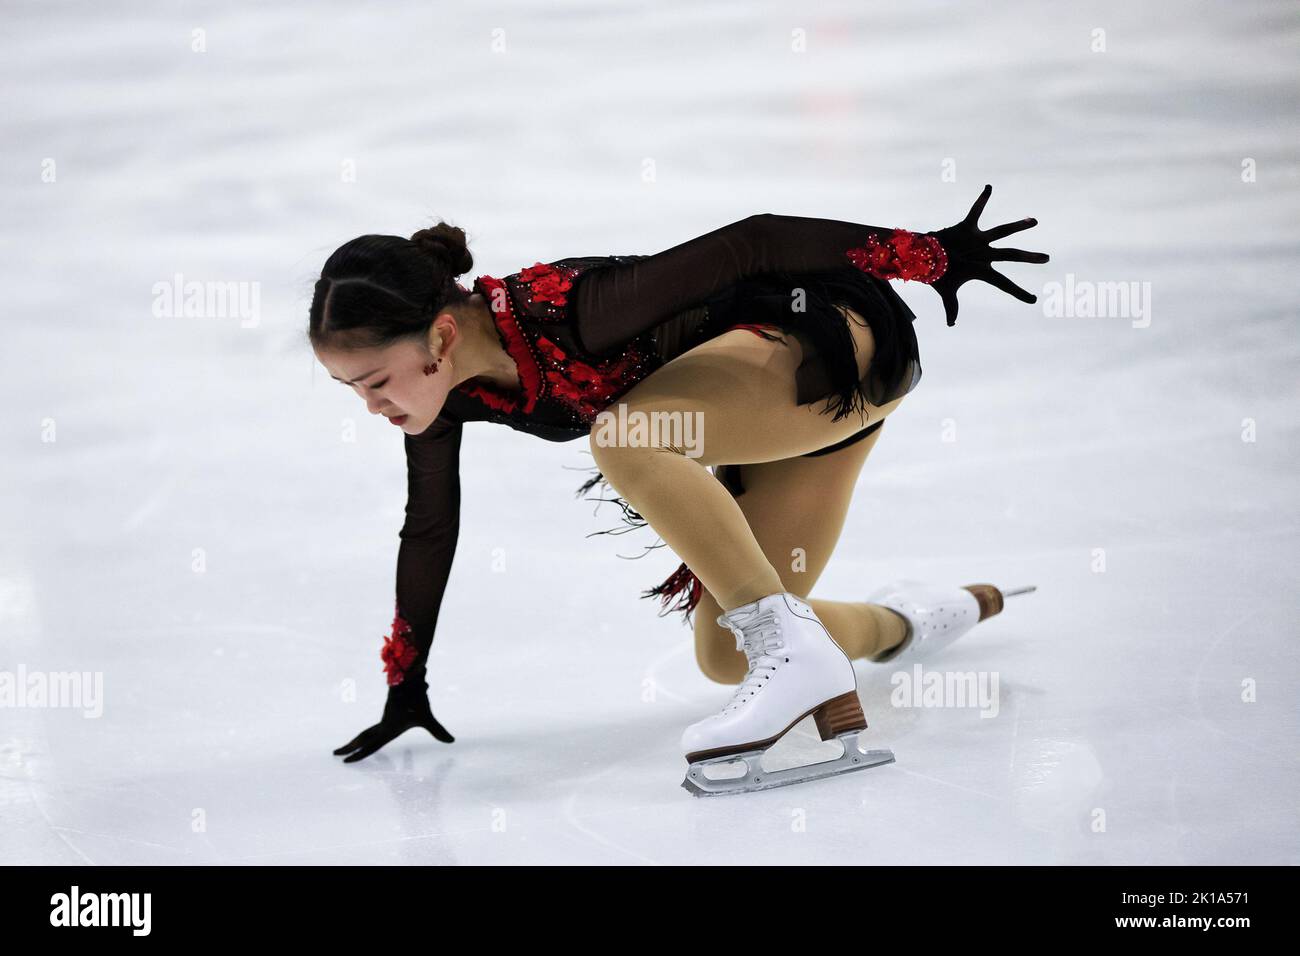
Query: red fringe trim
642 561 703 620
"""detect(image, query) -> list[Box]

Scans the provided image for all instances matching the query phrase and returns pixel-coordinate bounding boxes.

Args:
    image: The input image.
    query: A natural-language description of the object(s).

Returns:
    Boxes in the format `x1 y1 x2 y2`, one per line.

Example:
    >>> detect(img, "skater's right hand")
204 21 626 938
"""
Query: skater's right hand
333 674 454 763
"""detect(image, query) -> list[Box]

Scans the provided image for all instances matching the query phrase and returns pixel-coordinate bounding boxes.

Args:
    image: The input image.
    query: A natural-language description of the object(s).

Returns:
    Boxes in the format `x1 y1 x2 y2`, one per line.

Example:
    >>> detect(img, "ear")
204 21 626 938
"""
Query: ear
427 311 457 356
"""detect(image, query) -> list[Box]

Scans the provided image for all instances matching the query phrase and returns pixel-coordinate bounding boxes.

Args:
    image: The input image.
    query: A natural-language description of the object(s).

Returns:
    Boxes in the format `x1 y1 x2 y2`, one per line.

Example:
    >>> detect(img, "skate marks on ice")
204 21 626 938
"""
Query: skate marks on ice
859 659 1066 839
1 729 99 866
637 629 699 707
553 637 689 863
236 752 464 866
561 778 664 865
1188 609 1297 767
0 573 100 865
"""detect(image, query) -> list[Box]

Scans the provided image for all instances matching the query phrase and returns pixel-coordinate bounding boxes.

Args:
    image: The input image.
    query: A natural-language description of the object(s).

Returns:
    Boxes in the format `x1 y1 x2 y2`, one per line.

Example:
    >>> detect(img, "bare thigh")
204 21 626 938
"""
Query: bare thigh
613 304 904 467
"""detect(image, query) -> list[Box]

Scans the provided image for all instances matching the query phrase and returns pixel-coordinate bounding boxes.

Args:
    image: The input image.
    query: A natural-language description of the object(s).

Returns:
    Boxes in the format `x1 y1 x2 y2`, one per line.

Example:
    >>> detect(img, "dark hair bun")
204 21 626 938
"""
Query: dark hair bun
409 222 473 278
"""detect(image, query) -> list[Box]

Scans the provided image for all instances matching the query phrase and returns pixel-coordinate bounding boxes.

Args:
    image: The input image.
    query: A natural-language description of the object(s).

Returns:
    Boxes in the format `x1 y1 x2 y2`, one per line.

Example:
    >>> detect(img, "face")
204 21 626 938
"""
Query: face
315 318 456 436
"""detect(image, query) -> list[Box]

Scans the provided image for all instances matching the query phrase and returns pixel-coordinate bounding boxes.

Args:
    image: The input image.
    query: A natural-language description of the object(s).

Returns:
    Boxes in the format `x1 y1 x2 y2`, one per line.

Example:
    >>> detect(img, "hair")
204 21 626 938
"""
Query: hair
308 221 475 352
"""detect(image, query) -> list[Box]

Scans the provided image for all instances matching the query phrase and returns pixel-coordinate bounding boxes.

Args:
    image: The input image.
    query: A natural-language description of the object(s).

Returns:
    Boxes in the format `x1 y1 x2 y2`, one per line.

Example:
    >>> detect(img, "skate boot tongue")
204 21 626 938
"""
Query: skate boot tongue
716 593 786 654
715 595 790 714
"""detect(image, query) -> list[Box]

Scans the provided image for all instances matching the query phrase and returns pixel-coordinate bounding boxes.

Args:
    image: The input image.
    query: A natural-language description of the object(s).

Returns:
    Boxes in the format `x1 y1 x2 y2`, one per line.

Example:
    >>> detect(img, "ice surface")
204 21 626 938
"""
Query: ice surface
1 0 1297 864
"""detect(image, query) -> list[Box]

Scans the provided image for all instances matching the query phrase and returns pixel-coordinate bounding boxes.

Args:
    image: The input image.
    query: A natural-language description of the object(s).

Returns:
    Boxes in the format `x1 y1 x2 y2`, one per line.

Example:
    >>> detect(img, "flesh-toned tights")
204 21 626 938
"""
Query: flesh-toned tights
588 309 909 684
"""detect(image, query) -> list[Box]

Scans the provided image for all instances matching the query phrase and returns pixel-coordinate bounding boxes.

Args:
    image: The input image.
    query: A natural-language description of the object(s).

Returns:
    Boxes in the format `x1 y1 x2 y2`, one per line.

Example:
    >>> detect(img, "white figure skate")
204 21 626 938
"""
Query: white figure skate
866 580 1037 663
680 591 895 797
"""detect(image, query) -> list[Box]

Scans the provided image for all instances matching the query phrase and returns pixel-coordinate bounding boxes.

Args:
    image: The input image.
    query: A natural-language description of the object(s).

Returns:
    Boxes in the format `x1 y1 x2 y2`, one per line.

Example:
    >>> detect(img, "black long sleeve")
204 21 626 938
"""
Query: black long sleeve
394 413 463 683
571 212 926 356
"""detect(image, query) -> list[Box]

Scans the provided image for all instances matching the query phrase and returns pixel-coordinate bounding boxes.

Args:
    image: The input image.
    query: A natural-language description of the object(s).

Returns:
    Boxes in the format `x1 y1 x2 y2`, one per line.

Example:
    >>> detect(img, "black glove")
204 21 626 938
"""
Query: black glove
333 672 454 763
928 183 1050 327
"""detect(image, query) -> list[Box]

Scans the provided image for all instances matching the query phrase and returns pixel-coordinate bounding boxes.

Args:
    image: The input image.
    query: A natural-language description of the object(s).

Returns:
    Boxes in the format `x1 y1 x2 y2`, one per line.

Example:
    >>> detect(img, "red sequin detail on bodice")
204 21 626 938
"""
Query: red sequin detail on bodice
458 264 659 425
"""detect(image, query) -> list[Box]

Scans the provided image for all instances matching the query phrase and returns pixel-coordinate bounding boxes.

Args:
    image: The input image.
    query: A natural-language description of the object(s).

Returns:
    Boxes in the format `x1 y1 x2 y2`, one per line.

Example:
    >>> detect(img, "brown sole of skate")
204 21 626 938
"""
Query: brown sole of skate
683 689 866 765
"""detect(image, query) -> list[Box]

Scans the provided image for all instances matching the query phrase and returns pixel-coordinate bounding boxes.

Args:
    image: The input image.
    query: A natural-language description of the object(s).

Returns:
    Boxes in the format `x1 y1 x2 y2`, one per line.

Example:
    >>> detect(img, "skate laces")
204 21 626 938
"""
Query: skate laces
717 606 785 713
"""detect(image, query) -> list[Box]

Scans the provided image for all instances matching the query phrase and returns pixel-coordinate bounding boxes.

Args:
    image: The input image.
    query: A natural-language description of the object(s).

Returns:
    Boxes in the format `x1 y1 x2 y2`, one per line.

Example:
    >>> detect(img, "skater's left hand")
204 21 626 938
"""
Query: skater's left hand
928 184 1050 327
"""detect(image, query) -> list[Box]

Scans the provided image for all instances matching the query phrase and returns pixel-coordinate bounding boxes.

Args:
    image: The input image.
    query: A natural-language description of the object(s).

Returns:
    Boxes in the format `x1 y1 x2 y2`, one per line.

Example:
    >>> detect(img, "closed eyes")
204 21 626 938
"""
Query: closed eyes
337 377 388 389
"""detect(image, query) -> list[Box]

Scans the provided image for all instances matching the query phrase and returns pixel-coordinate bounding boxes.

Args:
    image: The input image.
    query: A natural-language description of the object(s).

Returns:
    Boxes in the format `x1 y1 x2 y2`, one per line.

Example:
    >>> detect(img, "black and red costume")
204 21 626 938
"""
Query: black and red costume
383 212 953 689
334 187 1045 762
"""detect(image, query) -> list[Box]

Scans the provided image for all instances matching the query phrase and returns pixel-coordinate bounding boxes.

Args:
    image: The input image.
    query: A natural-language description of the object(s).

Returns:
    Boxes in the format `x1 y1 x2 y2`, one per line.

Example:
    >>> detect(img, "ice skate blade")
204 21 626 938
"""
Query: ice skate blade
680 731 895 797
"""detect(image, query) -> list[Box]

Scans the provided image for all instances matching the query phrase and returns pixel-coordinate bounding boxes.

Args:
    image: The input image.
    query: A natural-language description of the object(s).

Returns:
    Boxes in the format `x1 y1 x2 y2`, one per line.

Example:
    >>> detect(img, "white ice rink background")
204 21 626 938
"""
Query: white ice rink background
1 0 1297 864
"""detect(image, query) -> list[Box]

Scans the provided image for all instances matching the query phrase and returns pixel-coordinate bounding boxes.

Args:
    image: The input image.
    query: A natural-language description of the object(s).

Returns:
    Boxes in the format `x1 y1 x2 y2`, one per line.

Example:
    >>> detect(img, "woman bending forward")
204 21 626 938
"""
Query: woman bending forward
310 185 1048 792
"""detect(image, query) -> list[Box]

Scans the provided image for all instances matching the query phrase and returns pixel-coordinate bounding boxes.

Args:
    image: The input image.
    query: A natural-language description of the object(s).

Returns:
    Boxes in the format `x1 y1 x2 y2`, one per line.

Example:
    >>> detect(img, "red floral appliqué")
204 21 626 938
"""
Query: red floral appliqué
535 333 645 420
519 262 573 307
460 267 659 425
381 603 419 686
534 335 568 365
846 229 948 284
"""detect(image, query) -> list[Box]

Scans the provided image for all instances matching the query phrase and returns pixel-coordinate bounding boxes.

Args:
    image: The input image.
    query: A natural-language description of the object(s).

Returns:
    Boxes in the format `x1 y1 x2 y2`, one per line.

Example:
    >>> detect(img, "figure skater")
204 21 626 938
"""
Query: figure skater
310 184 1048 794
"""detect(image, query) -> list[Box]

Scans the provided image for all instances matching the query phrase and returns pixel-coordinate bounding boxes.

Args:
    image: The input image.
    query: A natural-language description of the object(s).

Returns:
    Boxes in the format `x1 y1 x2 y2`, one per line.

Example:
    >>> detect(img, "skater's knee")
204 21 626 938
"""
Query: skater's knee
588 427 634 480
587 418 688 476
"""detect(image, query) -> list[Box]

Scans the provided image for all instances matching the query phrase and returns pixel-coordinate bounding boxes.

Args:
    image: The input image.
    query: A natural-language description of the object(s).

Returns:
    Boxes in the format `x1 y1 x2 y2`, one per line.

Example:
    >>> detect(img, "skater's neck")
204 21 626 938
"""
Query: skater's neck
455 293 521 393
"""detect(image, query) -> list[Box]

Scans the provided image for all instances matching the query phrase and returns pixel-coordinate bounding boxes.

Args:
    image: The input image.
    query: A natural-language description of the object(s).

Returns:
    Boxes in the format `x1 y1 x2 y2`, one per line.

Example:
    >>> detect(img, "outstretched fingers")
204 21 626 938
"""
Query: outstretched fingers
334 718 454 762
940 287 960 327
423 716 455 744
333 727 376 756
982 266 1037 304
983 217 1039 242
987 246 1050 264
964 183 993 226
934 187 1046 321
342 731 395 763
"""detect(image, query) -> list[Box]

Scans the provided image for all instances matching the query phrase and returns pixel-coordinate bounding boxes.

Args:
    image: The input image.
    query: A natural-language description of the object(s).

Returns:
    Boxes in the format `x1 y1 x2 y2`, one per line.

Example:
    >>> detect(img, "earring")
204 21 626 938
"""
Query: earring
423 358 441 375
